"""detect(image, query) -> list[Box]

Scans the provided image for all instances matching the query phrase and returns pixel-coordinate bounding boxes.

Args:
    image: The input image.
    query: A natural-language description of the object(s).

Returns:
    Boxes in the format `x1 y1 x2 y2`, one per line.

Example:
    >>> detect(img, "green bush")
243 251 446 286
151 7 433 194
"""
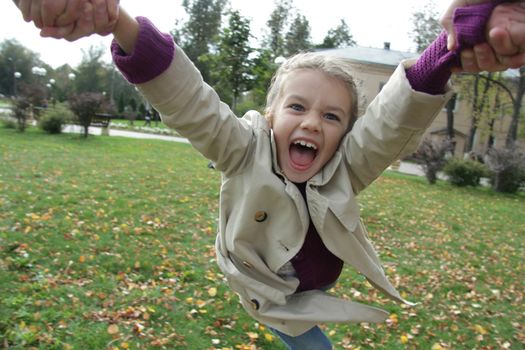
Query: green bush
1 117 17 129
443 158 488 187
38 103 73 134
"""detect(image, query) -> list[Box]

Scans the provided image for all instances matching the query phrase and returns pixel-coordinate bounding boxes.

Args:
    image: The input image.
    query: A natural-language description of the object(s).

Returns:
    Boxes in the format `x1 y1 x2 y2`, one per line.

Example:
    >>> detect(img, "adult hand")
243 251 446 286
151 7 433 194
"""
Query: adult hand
41 0 120 41
14 0 119 41
456 1 525 72
486 1 525 68
440 0 492 50
16 0 85 29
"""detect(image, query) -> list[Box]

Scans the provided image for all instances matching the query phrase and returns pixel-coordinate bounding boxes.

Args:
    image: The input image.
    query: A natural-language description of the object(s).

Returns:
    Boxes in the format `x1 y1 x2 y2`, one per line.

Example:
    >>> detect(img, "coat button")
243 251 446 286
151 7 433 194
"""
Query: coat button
254 211 268 222
250 299 260 310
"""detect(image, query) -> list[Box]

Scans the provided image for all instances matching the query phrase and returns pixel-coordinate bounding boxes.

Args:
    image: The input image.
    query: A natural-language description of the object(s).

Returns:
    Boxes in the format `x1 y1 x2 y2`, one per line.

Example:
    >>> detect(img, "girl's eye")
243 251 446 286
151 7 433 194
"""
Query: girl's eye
289 103 304 111
324 113 340 121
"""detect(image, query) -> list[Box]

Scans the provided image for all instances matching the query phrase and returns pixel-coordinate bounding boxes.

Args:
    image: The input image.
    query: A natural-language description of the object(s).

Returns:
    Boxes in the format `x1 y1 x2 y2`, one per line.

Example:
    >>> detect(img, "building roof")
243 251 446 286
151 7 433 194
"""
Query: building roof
320 44 419 69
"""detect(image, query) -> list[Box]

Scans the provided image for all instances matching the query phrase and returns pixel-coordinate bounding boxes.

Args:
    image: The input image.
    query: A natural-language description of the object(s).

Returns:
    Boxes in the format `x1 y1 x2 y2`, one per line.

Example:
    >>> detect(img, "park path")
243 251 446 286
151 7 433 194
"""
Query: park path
63 124 426 177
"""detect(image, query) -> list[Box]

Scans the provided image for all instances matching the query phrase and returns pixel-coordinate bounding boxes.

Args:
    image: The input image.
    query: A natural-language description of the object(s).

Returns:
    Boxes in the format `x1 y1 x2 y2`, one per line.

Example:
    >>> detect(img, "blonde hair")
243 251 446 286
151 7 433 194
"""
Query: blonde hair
264 52 360 131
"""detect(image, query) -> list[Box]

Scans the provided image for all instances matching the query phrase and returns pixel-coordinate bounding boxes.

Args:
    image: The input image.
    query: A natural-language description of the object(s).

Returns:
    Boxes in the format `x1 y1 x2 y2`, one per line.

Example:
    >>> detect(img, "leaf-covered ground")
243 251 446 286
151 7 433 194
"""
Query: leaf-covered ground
1 128 523 349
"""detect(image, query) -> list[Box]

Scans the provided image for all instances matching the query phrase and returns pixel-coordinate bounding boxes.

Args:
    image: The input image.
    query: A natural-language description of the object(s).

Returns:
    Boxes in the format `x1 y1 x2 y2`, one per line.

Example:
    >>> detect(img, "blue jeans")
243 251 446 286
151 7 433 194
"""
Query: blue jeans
270 326 332 350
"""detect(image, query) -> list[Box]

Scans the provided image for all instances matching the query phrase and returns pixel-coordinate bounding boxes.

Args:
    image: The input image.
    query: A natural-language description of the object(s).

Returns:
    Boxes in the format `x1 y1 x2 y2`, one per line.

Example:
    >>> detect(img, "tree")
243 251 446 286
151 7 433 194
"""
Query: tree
413 137 454 184
410 2 441 53
284 14 312 56
318 19 356 49
69 92 105 138
464 73 493 153
469 68 525 149
49 64 77 102
262 0 292 57
504 67 525 148
11 83 47 132
74 45 109 94
249 49 280 110
485 146 525 193
0 39 43 97
173 0 228 82
206 10 254 111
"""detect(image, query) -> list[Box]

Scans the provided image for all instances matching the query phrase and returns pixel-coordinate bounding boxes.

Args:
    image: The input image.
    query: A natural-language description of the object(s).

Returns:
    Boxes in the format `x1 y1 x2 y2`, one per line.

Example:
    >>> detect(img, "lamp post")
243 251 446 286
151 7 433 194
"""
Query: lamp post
46 79 56 105
13 71 21 96
31 66 47 78
274 56 286 65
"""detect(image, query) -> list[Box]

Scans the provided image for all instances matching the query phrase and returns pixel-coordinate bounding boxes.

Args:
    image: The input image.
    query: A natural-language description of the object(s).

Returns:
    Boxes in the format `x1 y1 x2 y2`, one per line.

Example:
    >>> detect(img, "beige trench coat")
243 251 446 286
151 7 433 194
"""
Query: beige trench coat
137 45 453 336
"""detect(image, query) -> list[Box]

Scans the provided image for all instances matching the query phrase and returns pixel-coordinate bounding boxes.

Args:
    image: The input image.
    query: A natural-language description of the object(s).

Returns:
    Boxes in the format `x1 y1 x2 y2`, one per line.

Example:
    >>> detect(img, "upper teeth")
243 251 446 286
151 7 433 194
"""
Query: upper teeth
294 140 317 150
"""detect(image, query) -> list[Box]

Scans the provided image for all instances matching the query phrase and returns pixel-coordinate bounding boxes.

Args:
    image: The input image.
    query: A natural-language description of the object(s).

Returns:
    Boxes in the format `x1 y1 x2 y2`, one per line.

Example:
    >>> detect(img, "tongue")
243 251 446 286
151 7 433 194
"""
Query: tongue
290 144 315 167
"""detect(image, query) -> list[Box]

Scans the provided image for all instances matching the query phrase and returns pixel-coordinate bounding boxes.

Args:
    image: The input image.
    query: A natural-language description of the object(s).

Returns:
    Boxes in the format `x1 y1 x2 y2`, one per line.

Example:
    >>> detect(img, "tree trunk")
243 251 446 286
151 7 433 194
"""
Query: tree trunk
446 93 456 139
505 67 525 148
486 118 495 151
465 75 480 153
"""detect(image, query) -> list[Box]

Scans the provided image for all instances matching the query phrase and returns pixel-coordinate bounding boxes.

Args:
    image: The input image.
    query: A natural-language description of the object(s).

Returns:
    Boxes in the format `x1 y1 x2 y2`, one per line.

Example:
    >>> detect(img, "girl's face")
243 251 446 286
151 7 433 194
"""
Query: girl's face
269 69 352 183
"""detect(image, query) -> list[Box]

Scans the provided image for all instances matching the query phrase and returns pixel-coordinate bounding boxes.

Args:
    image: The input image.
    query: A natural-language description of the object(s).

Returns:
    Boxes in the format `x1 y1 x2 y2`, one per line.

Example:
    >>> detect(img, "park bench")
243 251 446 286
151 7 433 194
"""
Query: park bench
91 113 114 128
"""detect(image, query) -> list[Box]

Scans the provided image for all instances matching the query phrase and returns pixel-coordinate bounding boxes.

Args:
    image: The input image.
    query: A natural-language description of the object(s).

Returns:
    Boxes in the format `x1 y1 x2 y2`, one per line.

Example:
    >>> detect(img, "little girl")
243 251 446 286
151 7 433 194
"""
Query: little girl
15 1 524 348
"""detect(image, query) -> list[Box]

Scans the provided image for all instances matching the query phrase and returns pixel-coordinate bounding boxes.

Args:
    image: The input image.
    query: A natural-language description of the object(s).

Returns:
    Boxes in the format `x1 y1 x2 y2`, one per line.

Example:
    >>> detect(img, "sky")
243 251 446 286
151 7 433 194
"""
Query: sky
1 0 451 69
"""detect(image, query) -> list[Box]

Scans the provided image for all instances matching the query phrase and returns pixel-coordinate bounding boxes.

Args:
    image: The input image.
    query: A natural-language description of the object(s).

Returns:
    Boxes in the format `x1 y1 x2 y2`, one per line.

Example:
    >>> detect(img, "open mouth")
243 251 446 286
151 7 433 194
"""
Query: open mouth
289 140 318 170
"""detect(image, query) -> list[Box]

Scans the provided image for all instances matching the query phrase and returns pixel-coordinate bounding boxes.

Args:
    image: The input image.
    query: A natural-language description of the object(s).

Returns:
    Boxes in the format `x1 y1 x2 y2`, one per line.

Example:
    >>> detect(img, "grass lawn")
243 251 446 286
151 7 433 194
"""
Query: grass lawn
0 127 523 349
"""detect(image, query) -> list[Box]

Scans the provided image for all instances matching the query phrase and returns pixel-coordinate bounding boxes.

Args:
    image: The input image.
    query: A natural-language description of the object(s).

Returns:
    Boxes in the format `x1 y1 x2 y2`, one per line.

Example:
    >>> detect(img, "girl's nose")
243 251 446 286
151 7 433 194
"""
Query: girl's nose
300 112 321 132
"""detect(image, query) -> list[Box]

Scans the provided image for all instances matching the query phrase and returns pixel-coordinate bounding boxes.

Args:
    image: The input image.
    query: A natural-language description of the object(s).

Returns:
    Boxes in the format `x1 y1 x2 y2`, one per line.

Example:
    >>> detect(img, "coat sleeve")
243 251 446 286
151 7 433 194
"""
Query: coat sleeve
343 60 453 194
135 45 257 176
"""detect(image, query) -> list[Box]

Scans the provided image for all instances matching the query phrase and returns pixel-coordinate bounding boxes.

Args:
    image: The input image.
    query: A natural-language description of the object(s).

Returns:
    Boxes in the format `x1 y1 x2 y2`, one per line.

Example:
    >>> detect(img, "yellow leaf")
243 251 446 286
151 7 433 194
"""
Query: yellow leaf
474 324 488 335
264 333 274 342
400 335 409 344
78 255 85 263
246 332 259 340
208 287 217 297
107 324 119 335
431 344 444 350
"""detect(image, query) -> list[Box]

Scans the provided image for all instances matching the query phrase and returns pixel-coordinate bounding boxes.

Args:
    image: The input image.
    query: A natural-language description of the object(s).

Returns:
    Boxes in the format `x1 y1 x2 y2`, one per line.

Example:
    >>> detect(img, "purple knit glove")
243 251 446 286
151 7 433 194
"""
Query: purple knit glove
111 16 175 84
406 1 502 94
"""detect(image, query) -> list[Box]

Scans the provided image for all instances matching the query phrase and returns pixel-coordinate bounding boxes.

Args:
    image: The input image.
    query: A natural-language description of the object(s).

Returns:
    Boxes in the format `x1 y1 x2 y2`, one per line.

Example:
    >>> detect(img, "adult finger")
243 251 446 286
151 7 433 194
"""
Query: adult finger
107 0 119 22
91 0 110 34
488 27 518 56
63 2 96 42
40 23 75 39
30 0 44 28
473 43 507 72
459 48 482 73
499 52 525 69
55 0 86 27
101 0 120 35
17 0 32 22
41 0 66 27
439 0 459 50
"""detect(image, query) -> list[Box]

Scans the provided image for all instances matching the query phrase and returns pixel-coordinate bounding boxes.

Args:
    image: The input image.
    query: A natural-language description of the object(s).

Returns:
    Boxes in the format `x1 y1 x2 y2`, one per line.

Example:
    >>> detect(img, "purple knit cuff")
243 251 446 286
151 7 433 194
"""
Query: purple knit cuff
454 1 501 50
111 16 175 84
406 1 500 94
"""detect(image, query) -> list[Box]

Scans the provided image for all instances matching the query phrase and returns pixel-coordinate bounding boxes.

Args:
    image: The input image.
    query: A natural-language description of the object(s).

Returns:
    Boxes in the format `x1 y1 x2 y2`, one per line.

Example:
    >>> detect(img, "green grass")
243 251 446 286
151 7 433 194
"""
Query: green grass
1 127 523 349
